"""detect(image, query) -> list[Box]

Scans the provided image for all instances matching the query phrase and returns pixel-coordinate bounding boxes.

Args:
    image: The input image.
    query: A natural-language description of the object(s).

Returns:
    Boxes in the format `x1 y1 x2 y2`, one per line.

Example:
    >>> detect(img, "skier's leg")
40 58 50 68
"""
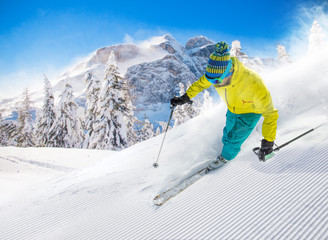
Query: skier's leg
221 110 261 160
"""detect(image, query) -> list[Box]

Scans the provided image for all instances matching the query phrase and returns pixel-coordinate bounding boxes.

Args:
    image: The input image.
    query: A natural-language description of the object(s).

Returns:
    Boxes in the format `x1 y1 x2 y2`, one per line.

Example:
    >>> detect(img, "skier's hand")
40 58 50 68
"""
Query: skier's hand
170 93 192 107
258 139 274 161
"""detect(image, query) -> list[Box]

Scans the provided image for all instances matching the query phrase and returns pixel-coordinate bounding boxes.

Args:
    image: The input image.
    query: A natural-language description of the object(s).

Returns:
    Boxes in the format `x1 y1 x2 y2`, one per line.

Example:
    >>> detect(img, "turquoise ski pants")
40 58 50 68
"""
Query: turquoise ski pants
221 110 261 160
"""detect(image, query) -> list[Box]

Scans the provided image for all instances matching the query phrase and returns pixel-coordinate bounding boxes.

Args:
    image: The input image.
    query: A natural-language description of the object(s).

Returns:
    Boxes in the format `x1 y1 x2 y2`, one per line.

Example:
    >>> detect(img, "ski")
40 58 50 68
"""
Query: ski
153 167 209 206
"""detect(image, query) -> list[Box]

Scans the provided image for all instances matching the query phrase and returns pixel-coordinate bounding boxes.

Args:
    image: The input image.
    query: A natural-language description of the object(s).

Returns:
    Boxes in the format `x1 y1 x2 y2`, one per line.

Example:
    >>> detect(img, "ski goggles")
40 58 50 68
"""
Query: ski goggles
205 60 233 85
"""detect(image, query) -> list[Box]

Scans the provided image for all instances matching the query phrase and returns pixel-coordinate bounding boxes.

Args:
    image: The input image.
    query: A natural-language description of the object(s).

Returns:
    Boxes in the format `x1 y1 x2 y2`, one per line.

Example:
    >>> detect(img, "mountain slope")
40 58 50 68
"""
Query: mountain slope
1 37 328 240
0 99 327 239
0 34 275 125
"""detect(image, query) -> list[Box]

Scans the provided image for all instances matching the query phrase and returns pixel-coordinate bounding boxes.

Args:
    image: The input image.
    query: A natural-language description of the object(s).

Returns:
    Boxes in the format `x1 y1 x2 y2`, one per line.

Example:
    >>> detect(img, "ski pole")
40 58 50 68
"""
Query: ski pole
253 121 328 159
153 106 175 168
273 121 328 152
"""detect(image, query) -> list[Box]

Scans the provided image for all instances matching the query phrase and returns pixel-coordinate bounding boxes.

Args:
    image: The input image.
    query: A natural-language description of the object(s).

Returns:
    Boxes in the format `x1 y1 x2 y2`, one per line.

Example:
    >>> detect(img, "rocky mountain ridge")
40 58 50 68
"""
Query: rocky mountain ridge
0 34 277 124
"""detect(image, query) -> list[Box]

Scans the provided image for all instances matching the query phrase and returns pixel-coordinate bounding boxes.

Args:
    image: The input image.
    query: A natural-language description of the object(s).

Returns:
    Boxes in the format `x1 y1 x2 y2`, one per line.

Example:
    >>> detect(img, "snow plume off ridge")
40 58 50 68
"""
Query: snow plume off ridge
264 46 328 121
264 4 328 123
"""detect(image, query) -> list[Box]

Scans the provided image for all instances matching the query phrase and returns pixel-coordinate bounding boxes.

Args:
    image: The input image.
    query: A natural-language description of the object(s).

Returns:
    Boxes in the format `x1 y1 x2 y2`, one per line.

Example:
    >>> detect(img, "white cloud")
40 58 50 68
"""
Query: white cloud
282 3 328 59
123 34 135 44
0 66 62 99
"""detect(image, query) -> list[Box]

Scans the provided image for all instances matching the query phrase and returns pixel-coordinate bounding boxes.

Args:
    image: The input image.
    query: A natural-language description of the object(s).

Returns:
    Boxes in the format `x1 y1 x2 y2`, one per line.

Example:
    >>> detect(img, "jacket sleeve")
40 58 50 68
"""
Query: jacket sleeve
253 80 279 142
186 75 212 99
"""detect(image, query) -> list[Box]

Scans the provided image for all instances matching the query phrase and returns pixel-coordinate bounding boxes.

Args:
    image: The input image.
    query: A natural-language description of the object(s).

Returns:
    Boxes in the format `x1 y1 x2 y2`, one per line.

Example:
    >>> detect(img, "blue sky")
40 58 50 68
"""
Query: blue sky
0 0 326 97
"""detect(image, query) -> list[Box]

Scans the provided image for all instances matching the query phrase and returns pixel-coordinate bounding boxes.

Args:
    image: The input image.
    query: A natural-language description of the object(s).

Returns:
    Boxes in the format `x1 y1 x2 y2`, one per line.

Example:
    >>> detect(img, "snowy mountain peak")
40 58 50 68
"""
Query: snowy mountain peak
158 34 185 55
1 33 281 125
185 36 215 50
90 44 143 66
106 51 117 68
53 40 168 94
162 33 176 42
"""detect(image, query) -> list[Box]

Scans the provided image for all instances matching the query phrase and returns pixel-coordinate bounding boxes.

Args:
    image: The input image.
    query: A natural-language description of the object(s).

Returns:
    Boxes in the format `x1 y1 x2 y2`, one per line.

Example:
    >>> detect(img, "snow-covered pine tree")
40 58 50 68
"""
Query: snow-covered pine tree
50 83 84 148
155 126 161 136
309 20 326 53
83 71 102 148
230 40 263 72
153 120 171 137
172 81 201 127
89 51 129 150
0 113 4 145
184 81 200 119
125 93 139 147
202 90 214 112
230 40 241 57
0 113 8 146
277 44 292 66
14 88 35 147
119 74 139 147
34 75 56 147
0 115 17 146
231 40 249 62
137 118 155 141
173 83 189 127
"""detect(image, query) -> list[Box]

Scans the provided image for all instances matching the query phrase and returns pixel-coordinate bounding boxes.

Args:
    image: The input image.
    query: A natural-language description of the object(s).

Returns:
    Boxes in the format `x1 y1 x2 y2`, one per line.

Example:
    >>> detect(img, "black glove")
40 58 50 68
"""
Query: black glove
258 139 274 162
170 93 192 107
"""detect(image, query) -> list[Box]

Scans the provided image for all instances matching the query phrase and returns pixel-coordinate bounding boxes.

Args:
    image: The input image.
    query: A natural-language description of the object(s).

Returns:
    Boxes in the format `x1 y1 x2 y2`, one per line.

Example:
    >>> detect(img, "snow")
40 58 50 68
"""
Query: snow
1 98 327 239
1 29 328 240
0 147 117 206
1 100 327 239
0 37 168 117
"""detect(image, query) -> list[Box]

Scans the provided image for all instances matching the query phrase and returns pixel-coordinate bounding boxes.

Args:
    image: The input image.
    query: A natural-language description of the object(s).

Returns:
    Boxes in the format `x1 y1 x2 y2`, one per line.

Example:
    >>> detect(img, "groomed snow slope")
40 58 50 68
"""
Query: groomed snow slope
0 103 327 239
1 51 328 239
0 147 117 206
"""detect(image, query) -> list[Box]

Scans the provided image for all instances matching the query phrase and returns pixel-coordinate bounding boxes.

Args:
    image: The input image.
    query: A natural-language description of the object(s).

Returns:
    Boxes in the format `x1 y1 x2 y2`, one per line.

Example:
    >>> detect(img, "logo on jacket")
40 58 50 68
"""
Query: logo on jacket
242 100 254 105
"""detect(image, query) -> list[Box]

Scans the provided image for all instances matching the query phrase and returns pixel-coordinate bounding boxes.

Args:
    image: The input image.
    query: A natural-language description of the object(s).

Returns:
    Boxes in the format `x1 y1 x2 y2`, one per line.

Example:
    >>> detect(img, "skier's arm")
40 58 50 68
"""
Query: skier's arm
186 75 212 99
253 84 279 142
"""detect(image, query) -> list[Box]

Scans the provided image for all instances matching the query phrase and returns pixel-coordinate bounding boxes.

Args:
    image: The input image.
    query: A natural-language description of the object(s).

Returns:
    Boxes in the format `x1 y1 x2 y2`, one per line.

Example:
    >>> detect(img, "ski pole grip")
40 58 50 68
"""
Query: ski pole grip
253 147 260 156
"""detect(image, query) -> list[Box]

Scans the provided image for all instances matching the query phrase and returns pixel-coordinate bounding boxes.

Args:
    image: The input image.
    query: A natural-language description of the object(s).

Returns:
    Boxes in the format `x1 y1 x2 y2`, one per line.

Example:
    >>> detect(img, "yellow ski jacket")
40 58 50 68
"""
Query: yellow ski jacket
186 57 278 142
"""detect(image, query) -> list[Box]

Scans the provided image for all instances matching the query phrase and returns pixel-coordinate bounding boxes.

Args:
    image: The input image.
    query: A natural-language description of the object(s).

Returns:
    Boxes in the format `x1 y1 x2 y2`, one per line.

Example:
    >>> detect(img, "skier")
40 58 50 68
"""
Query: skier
171 41 279 169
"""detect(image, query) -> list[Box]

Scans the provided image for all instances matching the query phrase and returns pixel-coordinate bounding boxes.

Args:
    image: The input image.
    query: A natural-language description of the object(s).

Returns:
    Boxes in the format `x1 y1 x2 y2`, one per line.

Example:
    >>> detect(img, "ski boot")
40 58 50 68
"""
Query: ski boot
207 155 227 171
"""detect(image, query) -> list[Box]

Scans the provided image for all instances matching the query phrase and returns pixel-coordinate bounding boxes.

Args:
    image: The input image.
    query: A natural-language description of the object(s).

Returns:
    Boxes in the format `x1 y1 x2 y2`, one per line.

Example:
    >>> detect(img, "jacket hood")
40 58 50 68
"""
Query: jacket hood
225 57 245 88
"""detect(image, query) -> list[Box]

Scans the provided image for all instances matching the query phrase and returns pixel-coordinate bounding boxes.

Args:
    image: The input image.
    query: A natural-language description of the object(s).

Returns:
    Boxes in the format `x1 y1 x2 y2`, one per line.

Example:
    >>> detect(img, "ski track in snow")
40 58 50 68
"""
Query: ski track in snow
0 139 327 240
0 156 73 172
